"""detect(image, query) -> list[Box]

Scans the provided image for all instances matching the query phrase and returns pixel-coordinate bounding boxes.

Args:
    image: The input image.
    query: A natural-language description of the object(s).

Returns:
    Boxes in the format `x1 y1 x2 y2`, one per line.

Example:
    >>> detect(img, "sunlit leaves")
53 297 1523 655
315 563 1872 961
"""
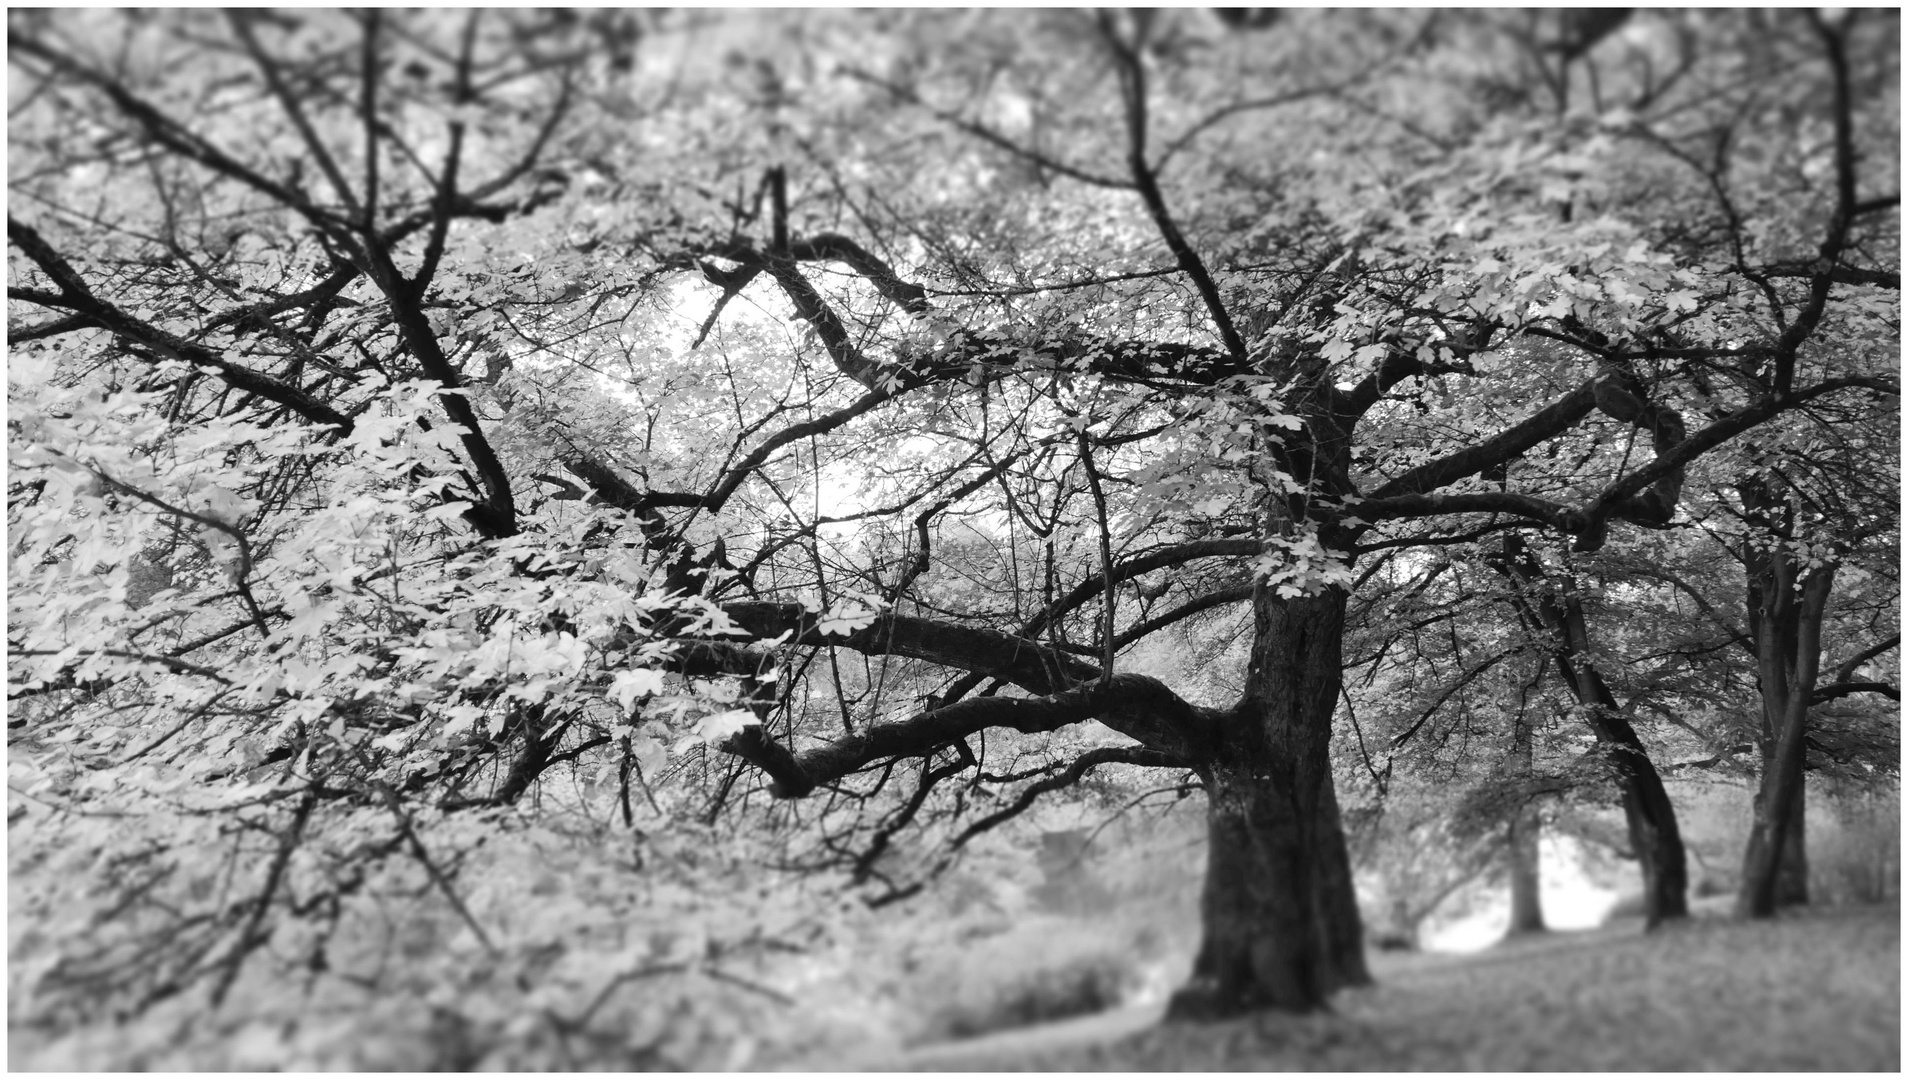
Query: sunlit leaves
816 594 883 637
1254 529 1356 599
608 668 668 714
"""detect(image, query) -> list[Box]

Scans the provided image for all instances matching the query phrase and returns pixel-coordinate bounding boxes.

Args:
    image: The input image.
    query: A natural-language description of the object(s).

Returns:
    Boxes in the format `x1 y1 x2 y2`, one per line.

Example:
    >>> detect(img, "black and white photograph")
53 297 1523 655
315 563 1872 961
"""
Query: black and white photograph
7 7 1899 1070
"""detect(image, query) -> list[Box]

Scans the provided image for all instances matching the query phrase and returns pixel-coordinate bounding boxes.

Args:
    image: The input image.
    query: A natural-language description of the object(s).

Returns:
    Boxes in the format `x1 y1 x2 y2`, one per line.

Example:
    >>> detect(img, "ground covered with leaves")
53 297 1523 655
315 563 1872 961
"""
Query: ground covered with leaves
891 903 1899 1072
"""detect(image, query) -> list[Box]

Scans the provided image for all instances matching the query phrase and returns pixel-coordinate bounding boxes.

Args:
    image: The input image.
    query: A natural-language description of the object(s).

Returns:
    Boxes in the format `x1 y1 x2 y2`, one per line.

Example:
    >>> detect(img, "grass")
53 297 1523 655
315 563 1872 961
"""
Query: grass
881 902 1899 1071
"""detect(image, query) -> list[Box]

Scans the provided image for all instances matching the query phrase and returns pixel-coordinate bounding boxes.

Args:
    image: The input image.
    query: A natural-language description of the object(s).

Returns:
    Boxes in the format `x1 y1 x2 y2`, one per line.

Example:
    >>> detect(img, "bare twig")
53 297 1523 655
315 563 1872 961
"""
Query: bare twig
1076 428 1117 685
209 785 317 1006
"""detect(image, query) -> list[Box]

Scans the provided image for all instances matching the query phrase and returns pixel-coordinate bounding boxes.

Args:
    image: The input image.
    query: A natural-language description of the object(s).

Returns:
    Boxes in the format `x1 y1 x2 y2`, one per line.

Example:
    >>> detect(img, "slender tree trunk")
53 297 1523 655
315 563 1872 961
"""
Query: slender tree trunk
1505 712 1547 935
1573 662 1690 924
1168 586 1368 1018
1743 746 1811 907
1737 478 1826 914
1498 537 1688 924
1740 782 1808 912
1777 780 1808 904
1739 560 1834 917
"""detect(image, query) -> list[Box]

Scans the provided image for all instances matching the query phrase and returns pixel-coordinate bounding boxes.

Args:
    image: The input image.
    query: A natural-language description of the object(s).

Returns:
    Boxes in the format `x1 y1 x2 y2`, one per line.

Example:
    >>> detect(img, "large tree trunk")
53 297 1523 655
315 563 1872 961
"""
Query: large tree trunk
1168 586 1368 1019
1505 709 1547 935
1314 775 1370 982
1739 558 1834 917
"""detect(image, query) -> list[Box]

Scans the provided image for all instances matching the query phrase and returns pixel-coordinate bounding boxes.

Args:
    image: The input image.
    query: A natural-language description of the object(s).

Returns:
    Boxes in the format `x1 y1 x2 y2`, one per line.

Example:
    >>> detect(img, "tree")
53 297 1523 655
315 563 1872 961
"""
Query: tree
9 7 1897 1030
1492 533 1691 922
1504 699 1548 935
1728 411 1900 916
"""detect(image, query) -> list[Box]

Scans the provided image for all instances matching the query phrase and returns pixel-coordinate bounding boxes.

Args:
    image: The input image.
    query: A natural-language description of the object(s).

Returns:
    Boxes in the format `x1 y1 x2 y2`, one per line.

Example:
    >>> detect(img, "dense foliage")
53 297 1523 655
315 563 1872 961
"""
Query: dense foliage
9 8 1897 1067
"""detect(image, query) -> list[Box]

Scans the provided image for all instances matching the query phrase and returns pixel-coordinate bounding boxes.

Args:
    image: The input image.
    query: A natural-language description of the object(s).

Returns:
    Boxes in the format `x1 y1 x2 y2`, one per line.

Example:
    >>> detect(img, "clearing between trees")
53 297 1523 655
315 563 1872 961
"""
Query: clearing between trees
878 903 1899 1072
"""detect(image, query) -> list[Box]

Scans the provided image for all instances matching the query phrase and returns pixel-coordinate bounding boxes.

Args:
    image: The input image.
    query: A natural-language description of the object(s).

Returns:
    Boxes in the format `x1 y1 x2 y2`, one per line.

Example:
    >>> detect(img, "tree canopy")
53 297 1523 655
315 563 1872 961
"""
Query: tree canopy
9 8 1898 1065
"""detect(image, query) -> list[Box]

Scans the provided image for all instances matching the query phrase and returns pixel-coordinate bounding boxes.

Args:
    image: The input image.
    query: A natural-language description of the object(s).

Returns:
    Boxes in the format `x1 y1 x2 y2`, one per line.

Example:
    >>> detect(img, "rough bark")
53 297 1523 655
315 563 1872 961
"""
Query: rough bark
1168 587 1369 1018
1314 775 1371 987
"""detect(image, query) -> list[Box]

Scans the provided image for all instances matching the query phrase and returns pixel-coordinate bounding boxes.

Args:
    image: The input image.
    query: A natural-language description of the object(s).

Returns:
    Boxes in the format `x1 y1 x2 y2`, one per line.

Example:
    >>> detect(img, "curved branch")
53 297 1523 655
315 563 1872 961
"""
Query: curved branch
891 451 1031 601
1338 347 1478 420
1364 377 1599 503
1812 680 1900 704
727 672 1219 797
719 602 1100 695
1756 261 1899 290
1773 13 1861 386
1388 646 1527 751
1113 580 1255 649
764 252 890 388
1155 81 1356 172
1580 376 1899 544
8 219 355 434
704 385 904 511
1020 538 1261 641
952 744 1189 848
10 35 356 241
1575 365 1689 542
1103 19 1246 361
1349 491 1577 531
1613 560 1754 660
1832 633 1899 685
789 233 930 313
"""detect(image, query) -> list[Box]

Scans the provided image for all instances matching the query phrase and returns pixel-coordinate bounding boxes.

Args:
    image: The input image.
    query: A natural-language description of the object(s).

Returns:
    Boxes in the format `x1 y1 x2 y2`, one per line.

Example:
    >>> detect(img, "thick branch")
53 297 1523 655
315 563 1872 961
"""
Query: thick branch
720 602 1099 695
1572 365 1690 546
1812 680 1900 704
1365 378 1599 503
788 233 930 313
1832 633 1899 685
764 255 890 388
1338 347 1478 420
1349 491 1577 531
1756 261 1899 290
729 672 1219 797
1580 376 1899 540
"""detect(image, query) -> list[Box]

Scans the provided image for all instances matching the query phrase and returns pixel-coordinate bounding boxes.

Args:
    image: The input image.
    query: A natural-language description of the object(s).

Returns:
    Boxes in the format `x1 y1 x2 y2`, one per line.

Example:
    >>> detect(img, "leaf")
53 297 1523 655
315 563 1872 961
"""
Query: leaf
608 668 667 714
630 733 668 775
696 709 757 743
816 604 878 637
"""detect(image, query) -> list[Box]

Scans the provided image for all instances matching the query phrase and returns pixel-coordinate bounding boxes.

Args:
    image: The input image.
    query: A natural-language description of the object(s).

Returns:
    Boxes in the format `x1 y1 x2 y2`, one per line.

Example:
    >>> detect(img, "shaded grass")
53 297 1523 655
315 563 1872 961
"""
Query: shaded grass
906 903 1899 1071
